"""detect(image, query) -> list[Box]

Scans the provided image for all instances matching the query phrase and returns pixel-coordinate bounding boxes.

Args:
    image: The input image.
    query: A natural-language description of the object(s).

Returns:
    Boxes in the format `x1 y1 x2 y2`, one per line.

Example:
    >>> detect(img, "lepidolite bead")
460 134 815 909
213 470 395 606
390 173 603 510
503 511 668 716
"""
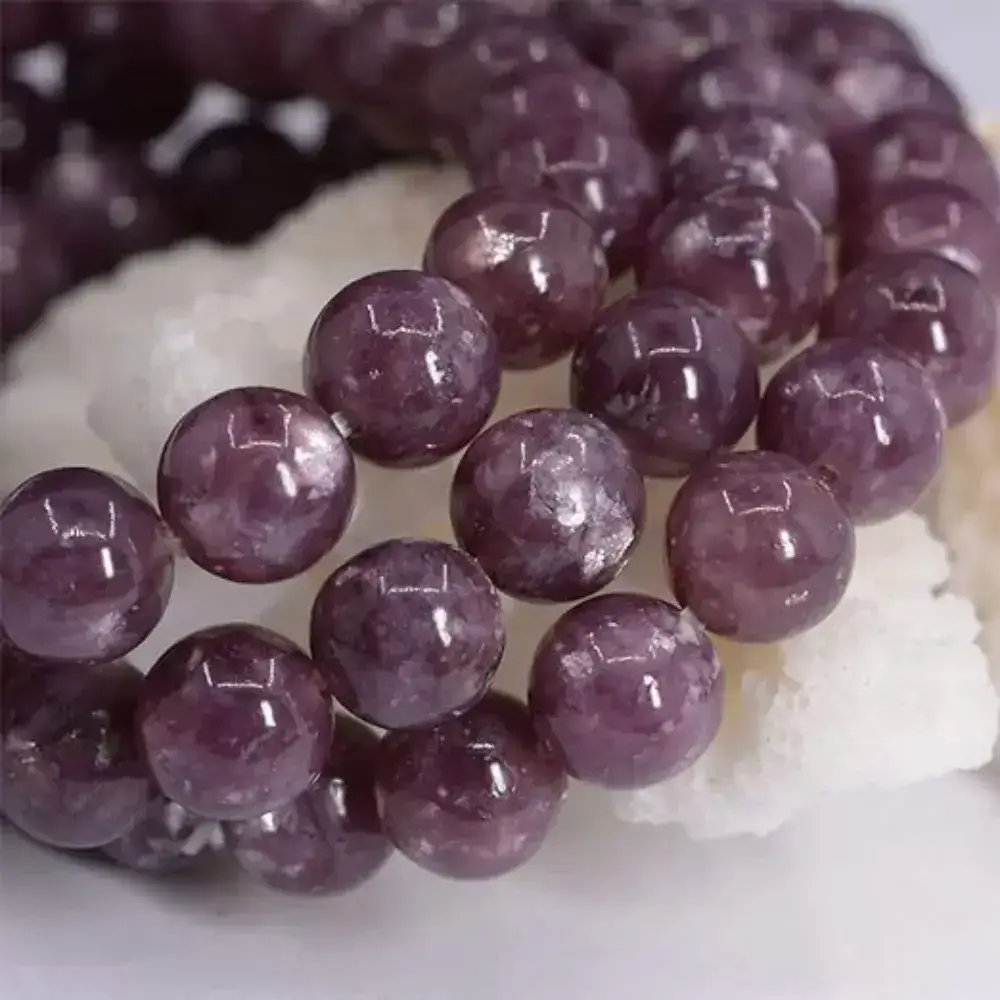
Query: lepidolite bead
666 451 856 643
103 794 218 874
304 270 500 467
422 187 609 369
528 593 724 789
138 625 332 821
157 387 356 584
310 539 504 729
820 252 999 426
450 408 645 602
0 468 175 663
641 184 827 362
1 658 149 850
376 692 566 879
757 340 945 523
571 289 759 477
225 715 392 895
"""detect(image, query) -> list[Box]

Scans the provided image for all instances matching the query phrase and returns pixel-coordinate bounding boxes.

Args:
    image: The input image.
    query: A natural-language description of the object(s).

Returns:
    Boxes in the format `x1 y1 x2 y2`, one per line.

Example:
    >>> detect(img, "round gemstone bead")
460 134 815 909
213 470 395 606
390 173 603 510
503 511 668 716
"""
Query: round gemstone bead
666 451 856 643
157 387 356 585
225 715 392 895
450 408 645 602
0 78 60 191
1 658 149 850
757 339 945 523
0 468 175 664
304 270 500 468
641 184 828 362
820 252 999 426
310 539 504 729
375 691 566 879
528 593 724 789
422 186 609 369
571 289 759 477
138 624 333 821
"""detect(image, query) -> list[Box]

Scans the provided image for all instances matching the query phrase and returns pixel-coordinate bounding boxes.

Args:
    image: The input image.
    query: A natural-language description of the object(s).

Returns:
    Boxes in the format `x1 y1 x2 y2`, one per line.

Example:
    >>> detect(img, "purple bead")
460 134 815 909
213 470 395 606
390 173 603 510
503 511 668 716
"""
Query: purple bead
553 0 653 67
641 184 828 362
529 593 724 788
450 408 645 602
304 270 500 468
666 451 856 643
820 252 999 426
157 387 356 585
571 289 760 477
757 339 945 523
0 0 61 51
138 624 333 821
1 658 149 849
673 0 777 47
0 78 60 191
311 539 504 729
0 468 175 664
225 715 392 895
375 691 566 879
422 186 609 370
663 107 838 230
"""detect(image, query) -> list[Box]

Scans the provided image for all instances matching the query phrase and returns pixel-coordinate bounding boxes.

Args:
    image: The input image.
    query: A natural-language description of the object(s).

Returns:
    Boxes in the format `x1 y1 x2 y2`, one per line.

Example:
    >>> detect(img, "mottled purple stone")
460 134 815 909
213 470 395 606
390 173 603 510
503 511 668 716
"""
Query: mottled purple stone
820 252 999 426
157 387 356 585
663 107 838 230
666 451 856 643
422 186 609 369
0 468 175 664
1 658 149 849
757 339 945 523
375 691 566 879
304 270 500 467
528 593 724 789
450 408 645 602
571 289 760 477
310 539 504 729
225 715 392 895
641 184 828 362
0 78 60 192
138 624 333 821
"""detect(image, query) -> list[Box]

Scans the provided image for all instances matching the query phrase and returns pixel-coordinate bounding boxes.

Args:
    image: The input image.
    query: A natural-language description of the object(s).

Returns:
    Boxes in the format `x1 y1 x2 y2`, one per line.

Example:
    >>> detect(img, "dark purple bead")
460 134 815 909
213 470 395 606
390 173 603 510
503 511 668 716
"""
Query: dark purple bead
529 593 723 788
1 658 149 849
641 184 828 362
314 111 399 184
138 624 333 821
304 270 500 468
450 408 645 602
553 0 652 67
0 468 175 664
571 289 760 477
157 387 355 585
0 0 61 51
310 539 504 729
666 451 856 643
422 186 609 370
225 715 392 894
820 252 999 426
0 78 60 191
172 122 315 246
376 691 566 879
757 339 945 523
673 0 777 47
663 107 838 230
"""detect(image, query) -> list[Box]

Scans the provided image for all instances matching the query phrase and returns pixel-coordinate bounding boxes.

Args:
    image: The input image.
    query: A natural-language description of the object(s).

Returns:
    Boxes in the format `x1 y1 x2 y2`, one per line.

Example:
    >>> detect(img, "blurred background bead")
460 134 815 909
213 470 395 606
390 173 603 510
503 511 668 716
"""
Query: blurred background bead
0 0 61 52
313 111 401 185
0 77 60 191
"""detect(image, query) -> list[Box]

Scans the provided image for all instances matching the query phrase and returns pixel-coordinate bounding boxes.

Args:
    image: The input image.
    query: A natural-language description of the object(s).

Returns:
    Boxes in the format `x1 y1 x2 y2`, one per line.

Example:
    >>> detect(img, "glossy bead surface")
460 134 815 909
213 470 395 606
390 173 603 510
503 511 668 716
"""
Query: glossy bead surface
157 387 355 584
528 593 724 789
138 625 332 821
821 252 999 425
666 451 856 643
304 270 500 467
225 715 392 895
571 289 759 477
376 692 566 879
0 78 60 191
311 539 504 729
0 468 175 664
642 184 827 362
103 794 218 874
757 339 945 523
450 408 645 602
1 659 149 849
422 186 609 369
